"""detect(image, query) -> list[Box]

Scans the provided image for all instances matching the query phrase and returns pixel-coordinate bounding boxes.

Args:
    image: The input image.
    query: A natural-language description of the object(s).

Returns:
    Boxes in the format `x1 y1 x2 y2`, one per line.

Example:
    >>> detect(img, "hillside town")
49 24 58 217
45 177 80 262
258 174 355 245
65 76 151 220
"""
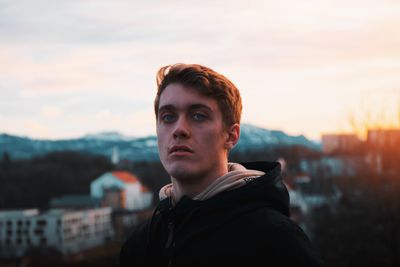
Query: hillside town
0 170 153 265
0 127 399 267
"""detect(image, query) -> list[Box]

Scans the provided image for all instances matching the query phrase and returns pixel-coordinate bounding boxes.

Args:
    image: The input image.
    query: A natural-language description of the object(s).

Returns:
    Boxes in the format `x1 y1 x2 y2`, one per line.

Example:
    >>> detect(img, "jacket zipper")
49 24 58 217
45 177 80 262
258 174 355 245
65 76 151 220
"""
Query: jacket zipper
166 221 174 248
166 198 175 267
166 221 175 267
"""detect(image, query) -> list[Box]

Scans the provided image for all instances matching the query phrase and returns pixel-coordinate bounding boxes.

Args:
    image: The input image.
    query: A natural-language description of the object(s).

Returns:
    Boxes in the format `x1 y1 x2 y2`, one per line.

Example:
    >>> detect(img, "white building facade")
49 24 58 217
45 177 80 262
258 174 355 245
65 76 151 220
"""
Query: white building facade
90 171 153 211
0 207 113 258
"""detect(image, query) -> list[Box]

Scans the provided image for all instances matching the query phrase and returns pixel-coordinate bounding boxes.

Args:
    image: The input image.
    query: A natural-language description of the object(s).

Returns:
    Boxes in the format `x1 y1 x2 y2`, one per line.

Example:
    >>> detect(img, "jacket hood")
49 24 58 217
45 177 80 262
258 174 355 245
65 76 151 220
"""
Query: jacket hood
159 162 266 205
157 161 289 218
238 161 289 216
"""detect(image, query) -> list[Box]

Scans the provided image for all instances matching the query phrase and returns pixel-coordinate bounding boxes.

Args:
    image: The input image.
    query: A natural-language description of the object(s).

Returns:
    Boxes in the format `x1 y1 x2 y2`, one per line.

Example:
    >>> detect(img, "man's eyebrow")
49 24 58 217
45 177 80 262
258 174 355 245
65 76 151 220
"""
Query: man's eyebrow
158 104 175 113
188 104 213 112
158 103 213 113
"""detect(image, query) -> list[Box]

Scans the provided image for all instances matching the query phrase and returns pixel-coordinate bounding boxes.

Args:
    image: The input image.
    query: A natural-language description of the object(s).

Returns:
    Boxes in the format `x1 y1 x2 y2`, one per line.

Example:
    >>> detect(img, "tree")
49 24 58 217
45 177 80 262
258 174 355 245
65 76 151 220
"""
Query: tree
311 171 400 267
346 93 400 140
1 151 11 170
0 151 113 210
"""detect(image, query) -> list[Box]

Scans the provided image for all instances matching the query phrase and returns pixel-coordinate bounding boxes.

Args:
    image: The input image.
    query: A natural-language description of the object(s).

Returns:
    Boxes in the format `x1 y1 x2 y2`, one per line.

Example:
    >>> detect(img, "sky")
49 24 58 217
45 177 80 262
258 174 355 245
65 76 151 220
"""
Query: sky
1 0 400 141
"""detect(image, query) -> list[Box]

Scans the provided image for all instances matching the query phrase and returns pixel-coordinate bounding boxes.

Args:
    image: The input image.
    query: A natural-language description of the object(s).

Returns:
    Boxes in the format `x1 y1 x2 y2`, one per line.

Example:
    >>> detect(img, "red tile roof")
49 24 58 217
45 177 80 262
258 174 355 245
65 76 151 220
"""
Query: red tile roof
112 171 138 184
141 185 151 192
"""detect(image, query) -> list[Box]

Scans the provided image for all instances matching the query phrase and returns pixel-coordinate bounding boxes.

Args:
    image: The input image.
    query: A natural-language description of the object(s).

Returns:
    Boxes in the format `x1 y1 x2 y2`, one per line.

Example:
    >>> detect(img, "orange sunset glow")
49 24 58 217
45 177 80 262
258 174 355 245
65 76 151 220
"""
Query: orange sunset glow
0 0 399 141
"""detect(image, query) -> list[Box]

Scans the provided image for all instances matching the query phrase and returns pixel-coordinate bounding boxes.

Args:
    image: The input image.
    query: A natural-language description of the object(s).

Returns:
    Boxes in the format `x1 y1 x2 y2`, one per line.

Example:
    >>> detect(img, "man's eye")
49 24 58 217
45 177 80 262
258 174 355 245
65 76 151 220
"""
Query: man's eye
192 113 207 121
161 114 176 123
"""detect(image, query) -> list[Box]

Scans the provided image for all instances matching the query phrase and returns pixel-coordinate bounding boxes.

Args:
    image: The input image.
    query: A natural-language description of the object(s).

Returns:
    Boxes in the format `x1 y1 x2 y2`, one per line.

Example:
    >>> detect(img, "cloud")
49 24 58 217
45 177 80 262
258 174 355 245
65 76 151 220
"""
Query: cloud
1 0 400 139
40 105 63 118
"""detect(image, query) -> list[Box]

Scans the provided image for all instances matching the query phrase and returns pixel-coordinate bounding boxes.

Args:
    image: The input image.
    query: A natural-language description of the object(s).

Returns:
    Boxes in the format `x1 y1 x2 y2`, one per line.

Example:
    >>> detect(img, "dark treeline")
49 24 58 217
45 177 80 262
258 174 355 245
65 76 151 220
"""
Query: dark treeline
2 145 399 267
312 172 400 267
310 141 400 267
0 151 113 210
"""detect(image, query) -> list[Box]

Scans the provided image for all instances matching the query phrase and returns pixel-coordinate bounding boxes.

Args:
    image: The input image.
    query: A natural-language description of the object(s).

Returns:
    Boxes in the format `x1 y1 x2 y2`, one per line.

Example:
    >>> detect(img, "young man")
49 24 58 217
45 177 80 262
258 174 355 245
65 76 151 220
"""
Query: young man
119 64 322 267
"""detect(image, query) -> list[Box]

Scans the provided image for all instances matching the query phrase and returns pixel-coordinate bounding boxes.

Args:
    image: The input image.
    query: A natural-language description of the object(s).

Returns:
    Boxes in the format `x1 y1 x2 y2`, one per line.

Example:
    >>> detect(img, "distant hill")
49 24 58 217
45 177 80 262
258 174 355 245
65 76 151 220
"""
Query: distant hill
236 124 320 151
0 124 321 161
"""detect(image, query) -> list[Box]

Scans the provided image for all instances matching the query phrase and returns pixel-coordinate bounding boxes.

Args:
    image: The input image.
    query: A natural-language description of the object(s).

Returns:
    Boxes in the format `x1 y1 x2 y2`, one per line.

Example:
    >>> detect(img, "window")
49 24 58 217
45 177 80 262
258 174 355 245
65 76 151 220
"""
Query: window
34 229 44 235
40 237 47 245
37 220 47 226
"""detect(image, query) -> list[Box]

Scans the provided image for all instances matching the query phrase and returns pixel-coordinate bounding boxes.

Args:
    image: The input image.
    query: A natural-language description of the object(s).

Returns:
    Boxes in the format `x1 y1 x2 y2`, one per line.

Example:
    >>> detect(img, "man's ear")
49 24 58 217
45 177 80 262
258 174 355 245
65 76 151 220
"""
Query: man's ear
225 124 240 150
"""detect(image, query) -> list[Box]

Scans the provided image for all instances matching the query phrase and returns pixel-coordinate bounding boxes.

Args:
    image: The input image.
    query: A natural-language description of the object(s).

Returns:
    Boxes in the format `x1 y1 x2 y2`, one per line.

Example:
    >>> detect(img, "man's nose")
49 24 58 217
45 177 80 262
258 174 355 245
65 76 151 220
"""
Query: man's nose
173 117 191 139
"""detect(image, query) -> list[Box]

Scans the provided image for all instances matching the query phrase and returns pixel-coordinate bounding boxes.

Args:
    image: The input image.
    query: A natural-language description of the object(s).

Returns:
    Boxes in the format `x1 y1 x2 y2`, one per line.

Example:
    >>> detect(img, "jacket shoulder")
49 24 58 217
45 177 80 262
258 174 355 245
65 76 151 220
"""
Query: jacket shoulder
252 208 322 266
220 206 322 266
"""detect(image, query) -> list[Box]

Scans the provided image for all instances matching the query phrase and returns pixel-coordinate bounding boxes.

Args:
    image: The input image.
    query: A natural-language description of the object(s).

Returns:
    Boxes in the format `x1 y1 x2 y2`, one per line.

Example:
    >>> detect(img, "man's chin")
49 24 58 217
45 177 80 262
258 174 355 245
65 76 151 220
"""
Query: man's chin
166 164 200 181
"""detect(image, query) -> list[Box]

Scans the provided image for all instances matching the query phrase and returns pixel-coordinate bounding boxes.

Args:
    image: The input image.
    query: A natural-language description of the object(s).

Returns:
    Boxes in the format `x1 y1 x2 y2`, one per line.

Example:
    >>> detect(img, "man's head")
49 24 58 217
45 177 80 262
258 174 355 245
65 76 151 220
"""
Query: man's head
154 63 242 129
154 63 242 187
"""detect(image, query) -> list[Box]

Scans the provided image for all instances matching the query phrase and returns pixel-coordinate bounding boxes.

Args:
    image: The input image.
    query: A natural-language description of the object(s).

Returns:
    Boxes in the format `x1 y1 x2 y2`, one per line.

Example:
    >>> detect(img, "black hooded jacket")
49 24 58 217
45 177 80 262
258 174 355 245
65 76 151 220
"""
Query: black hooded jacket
119 161 322 267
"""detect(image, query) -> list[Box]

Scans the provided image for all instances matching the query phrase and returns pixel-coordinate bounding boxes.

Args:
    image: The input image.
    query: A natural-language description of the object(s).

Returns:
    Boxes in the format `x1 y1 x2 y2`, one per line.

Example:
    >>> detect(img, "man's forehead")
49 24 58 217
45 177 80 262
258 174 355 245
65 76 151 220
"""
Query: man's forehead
158 85 218 111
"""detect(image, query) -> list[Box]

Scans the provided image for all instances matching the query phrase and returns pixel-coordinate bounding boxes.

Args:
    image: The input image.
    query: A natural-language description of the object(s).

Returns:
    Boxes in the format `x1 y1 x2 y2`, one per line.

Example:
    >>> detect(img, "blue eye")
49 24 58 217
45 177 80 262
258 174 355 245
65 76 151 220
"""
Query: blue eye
161 114 176 123
192 113 207 121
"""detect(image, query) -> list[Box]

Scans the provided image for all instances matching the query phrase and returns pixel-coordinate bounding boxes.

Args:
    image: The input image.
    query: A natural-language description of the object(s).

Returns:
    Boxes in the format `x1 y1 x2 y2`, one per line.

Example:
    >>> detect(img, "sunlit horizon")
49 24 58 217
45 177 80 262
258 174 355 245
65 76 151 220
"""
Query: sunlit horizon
1 0 400 141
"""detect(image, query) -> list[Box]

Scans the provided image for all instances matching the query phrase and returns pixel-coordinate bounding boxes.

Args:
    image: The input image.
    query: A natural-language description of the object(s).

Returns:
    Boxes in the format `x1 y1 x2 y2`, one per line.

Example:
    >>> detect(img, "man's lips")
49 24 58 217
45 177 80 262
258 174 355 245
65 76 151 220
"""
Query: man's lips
169 145 194 155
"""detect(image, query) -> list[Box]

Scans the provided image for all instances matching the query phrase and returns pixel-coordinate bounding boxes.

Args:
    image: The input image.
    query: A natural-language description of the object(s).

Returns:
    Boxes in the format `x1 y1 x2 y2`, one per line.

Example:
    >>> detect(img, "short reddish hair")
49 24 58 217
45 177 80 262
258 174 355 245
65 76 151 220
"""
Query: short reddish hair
154 63 242 128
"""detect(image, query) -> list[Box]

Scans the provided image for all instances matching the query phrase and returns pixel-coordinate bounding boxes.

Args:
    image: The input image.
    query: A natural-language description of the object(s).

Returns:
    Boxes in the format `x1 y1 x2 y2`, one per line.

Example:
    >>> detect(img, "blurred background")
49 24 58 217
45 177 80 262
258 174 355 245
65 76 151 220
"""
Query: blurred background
0 0 399 266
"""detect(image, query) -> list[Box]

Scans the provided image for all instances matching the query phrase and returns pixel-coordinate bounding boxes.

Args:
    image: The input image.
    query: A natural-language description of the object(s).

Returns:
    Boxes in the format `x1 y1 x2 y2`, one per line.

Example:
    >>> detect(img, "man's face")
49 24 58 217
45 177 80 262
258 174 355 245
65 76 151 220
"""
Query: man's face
156 83 231 183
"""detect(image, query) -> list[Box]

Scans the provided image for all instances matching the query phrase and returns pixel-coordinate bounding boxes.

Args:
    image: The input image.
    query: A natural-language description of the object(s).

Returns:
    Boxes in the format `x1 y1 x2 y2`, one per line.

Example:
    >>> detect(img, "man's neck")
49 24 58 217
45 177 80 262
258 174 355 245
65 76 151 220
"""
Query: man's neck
170 166 228 202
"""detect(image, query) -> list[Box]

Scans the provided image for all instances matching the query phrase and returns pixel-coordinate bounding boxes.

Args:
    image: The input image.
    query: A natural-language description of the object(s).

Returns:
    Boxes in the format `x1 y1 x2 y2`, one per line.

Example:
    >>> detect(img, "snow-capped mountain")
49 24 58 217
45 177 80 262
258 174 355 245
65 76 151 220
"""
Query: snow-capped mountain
236 124 320 150
0 124 321 161
83 131 135 141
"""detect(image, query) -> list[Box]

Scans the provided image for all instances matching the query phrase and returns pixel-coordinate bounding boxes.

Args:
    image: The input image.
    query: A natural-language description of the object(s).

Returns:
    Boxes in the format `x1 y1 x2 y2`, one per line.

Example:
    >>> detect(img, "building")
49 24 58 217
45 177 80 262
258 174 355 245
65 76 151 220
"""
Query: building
299 156 364 178
322 133 362 153
366 128 400 173
111 146 120 165
90 171 153 211
49 195 101 209
0 207 113 258
367 129 400 148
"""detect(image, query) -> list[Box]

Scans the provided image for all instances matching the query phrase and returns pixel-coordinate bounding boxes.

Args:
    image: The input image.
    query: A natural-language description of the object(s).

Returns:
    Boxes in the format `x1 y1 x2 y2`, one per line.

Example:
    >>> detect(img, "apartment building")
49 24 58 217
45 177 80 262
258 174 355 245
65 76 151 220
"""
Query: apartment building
321 133 361 153
0 207 113 258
